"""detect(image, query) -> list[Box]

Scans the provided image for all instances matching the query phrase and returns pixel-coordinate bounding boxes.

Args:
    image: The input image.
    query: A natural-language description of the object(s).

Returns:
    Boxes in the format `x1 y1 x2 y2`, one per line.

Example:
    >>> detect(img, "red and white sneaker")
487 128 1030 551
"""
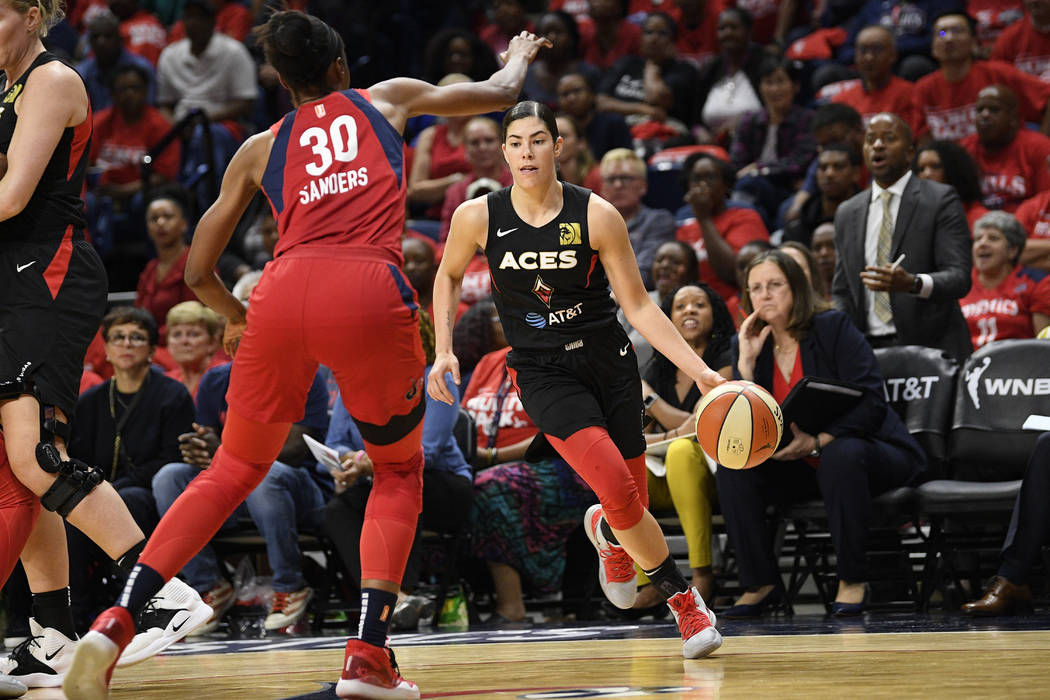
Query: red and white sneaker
336 639 419 700
62 607 136 700
667 587 722 659
583 504 637 609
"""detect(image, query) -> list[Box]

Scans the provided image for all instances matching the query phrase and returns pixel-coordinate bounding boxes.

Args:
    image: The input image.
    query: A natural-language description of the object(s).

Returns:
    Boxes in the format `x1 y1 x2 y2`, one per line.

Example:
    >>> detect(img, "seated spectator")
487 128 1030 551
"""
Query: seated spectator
725 238 776 325
969 0 1024 49
668 0 722 65
835 0 944 83
167 0 254 42
597 12 700 133
831 25 919 131
135 188 198 336
438 117 511 241
780 240 830 298
810 221 837 298
783 143 862 248
632 283 735 608
555 113 603 191
577 0 642 69
913 11 1050 142
163 301 225 399
1012 190 1050 273
962 432 1050 616
730 56 817 230
961 85 1050 212
959 211 1050 347
87 63 180 260
522 10 601 110
421 27 500 85
452 297 508 387
720 250 925 617
557 71 633 160
599 148 675 288
105 0 168 67
462 345 597 623
915 139 989 230
991 0 1050 79
675 151 770 302
694 7 765 148
75 10 156 112
323 312 474 631
402 237 469 323
406 74 473 219
478 0 534 58
67 306 195 628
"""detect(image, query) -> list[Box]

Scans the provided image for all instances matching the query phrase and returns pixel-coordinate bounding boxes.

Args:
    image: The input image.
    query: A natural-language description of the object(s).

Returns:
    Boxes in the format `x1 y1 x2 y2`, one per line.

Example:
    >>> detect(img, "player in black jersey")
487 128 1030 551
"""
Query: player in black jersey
0 1 207 690
430 100 725 659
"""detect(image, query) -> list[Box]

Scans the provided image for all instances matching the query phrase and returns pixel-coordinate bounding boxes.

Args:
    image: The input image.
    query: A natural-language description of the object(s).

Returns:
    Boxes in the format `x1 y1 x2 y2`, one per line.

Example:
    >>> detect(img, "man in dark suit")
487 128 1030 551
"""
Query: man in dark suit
831 112 973 360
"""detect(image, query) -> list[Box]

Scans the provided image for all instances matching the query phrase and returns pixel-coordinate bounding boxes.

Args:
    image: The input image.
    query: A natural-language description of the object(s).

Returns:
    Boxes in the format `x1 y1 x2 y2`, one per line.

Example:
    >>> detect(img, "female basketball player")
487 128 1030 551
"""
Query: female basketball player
0 1 206 689
66 11 550 700
429 100 725 660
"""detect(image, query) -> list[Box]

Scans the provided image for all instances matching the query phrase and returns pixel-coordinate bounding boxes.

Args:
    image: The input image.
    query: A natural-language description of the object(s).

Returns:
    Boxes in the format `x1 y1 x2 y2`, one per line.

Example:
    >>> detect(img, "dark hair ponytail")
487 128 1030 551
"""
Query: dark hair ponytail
256 11 344 93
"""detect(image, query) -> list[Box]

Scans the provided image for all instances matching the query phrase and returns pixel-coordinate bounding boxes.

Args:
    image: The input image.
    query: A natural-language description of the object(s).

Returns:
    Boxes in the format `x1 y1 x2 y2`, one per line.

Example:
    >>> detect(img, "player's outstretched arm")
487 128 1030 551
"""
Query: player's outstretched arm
591 195 725 394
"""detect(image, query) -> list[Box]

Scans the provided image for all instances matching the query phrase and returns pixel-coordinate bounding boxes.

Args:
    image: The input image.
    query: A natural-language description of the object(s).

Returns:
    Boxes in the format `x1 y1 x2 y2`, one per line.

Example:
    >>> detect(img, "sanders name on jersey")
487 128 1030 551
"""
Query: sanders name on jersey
298 166 369 205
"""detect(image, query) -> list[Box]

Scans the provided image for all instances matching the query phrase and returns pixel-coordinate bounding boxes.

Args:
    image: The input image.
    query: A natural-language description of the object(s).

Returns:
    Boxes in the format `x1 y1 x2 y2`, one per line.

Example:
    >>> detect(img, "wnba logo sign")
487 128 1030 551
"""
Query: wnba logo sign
965 357 1050 409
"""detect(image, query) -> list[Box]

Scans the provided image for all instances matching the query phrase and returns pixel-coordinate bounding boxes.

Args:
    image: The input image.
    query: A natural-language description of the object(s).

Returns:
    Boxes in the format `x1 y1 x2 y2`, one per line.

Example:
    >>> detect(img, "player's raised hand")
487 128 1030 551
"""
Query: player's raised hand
500 31 552 65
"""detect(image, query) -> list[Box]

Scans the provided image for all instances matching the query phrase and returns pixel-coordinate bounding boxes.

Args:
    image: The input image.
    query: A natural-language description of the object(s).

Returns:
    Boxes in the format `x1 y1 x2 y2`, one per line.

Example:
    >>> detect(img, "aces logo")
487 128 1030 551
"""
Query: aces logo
559 222 581 245
532 275 554 307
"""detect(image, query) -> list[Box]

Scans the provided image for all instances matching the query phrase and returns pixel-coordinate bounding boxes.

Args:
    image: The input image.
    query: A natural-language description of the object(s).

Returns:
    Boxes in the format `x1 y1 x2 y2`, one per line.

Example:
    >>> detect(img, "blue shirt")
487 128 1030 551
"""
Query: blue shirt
75 49 157 112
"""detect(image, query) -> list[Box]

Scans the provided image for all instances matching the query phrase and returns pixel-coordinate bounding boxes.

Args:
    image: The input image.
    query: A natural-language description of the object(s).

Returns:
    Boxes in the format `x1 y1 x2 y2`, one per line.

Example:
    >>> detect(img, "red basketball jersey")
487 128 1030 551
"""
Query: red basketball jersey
260 88 405 260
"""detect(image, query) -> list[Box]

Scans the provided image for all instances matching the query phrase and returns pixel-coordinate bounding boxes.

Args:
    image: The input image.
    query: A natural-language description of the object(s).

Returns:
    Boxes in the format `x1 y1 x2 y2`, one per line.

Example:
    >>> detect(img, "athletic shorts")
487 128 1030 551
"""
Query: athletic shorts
0 234 107 418
226 245 425 443
506 321 646 460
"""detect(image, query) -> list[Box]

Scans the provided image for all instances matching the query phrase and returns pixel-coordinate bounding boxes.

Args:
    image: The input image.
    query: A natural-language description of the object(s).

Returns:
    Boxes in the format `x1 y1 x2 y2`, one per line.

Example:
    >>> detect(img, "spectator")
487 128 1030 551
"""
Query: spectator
452 297 508 387
421 28 500 85
670 0 723 65
555 114 603 191
167 0 255 42
836 0 951 82
135 189 198 335
913 10 1050 141
959 211 1050 347
406 74 474 219
783 143 862 248
163 301 225 400
832 113 974 360
106 0 168 67
557 71 633 159
970 0 1025 48
720 250 925 617
633 283 735 607
599 148 676 289
402 237 469 324
730 56 817 230
811 221 837 298
578 0 642 70
675 151 770 302
479 0 534 58
597 12 701 130
1012 184 1050 272
780 240 830 298
75 11 156 111
831 25 920 131
991 0 1050 79
961 84 1050 212
522 10 601 110
438 117 512 241
915 139 990 230
695 7 765 148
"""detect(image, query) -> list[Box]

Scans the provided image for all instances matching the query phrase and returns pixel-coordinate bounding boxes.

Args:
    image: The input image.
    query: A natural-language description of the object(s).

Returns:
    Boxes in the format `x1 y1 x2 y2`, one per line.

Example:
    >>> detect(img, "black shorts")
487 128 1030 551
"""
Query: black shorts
0 236 107 418
506 322 646 460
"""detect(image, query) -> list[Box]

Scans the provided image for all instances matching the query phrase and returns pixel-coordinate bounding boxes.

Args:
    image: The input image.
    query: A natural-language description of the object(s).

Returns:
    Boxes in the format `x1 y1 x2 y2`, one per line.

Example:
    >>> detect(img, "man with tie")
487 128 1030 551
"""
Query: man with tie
831 112 973 360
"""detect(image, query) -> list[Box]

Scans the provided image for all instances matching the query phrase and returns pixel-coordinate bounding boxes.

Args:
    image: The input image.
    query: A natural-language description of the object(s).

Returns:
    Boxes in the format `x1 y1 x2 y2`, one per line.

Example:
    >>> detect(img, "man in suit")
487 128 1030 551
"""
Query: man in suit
832 112 973 360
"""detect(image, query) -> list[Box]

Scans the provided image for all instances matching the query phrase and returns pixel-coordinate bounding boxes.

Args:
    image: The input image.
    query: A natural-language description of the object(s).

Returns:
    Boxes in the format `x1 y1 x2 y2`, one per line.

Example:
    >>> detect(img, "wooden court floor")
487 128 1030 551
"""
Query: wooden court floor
20 628 1050 699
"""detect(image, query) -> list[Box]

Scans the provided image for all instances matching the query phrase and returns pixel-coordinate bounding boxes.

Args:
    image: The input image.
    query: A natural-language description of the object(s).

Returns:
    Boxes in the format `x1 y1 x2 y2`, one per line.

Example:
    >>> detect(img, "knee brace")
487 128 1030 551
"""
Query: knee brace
36 443 104 517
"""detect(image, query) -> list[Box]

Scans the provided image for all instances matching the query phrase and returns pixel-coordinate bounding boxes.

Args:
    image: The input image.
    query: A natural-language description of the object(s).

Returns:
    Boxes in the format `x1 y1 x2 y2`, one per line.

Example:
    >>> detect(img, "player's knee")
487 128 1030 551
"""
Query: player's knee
599 490 645 530
369 455 424 520
35 444 105 517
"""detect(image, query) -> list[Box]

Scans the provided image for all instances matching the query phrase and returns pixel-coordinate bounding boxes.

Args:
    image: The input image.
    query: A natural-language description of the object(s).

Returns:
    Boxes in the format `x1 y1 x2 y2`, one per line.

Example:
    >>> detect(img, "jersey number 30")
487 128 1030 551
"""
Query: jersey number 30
300 114 358 177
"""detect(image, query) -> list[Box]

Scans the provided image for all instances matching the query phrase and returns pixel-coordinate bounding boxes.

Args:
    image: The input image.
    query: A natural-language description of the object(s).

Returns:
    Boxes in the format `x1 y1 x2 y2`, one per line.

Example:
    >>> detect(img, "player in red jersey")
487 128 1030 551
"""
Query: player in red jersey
64 11 550 700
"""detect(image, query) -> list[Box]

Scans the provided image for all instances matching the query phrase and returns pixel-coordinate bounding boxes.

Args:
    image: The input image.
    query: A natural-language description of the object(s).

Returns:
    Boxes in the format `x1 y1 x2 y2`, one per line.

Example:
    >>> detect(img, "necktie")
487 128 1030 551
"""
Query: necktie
874 191 893 323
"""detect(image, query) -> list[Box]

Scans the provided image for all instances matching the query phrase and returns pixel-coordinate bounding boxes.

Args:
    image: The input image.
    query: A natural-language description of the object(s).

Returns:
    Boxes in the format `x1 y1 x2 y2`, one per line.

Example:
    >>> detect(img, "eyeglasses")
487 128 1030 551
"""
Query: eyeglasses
747 280 787 296
602 174 642 186
936 26 969 38
106 332 150 346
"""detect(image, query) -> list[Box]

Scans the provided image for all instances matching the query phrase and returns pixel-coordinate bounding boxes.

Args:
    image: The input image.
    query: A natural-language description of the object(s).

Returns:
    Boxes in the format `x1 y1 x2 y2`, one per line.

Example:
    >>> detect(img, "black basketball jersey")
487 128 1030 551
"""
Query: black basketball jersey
484 182 618 350
0 52 90 246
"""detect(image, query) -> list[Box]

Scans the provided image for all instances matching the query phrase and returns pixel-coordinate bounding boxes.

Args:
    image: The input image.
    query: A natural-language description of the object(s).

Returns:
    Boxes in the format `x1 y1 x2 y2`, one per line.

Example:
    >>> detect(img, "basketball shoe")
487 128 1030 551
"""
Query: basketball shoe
117 577 213 666
63 607 135 700
265 586 314 630
583 504 637 609
1 618 76 687
337 639 419 699
667 587 722 659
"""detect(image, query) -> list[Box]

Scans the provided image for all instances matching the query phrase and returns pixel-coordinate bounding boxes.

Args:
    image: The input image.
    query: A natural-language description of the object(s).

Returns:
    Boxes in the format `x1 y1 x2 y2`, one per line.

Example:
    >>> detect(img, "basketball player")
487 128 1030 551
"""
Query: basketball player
64 11 550 700
429 101 725 659
0 1 207 690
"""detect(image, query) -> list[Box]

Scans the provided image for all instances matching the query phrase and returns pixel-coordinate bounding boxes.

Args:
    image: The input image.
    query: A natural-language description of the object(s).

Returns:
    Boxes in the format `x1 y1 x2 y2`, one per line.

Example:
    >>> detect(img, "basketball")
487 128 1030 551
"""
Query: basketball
694 380 783 469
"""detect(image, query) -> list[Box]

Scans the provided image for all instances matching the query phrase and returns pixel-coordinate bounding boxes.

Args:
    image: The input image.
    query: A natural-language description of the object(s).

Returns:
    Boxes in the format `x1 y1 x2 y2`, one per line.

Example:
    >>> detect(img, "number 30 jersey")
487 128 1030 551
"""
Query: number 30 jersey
260 88 405 260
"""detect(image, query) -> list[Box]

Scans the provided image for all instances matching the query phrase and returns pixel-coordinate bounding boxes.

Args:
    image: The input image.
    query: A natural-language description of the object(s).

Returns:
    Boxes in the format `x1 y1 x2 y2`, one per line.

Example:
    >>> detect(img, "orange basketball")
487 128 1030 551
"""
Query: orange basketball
694 380 783 469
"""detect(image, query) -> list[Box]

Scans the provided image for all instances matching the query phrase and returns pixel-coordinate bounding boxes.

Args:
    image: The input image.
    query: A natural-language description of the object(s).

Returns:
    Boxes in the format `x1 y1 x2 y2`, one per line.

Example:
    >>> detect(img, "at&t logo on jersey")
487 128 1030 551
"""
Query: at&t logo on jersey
525 302 584 329
498 249 578 270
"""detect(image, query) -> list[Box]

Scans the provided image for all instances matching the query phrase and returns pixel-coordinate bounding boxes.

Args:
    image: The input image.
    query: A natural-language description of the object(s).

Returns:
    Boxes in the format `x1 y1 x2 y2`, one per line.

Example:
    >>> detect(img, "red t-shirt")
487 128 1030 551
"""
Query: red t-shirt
959 265 1050 347
913 60 1050 140
831 76 919 132
135 247 198 329
462 346 537 450
969 0 1025 47
121 10 168 66
578 19 642 69
460 252 493 306
992 17 1050 79
966 201 991 232
1014 188 1050 238
164 354 228 400
167 2 254 43
675 206 770 302
961 129 1050 212
91 105 180 186
428 123 471 181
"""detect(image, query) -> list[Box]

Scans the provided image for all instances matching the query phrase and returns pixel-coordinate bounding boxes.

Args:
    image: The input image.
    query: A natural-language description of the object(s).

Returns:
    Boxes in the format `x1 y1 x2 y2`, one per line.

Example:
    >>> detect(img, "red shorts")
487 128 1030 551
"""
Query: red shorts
226 245 424 432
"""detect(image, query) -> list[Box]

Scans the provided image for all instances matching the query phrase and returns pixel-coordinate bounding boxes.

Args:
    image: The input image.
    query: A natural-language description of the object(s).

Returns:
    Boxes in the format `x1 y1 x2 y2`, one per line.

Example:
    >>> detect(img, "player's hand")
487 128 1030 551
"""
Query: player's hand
695 367 726 395
772 422 817 461
223 314 247 357
428 352 460 404
500 31 552 65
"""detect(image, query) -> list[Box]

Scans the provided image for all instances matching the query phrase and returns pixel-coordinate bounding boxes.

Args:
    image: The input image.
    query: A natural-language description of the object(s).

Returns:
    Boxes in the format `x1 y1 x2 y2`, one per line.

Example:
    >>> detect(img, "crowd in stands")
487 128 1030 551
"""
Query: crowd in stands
11 0 1050 637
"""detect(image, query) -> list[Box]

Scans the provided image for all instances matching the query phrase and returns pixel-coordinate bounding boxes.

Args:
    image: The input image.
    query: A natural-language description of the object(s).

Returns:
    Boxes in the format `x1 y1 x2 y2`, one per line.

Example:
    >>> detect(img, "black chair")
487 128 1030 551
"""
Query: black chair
917 339 1050 610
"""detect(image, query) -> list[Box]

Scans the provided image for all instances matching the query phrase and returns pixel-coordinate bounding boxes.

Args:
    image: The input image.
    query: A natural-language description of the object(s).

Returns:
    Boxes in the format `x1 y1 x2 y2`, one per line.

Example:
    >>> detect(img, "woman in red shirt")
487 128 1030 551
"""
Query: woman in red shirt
135 189 197 335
